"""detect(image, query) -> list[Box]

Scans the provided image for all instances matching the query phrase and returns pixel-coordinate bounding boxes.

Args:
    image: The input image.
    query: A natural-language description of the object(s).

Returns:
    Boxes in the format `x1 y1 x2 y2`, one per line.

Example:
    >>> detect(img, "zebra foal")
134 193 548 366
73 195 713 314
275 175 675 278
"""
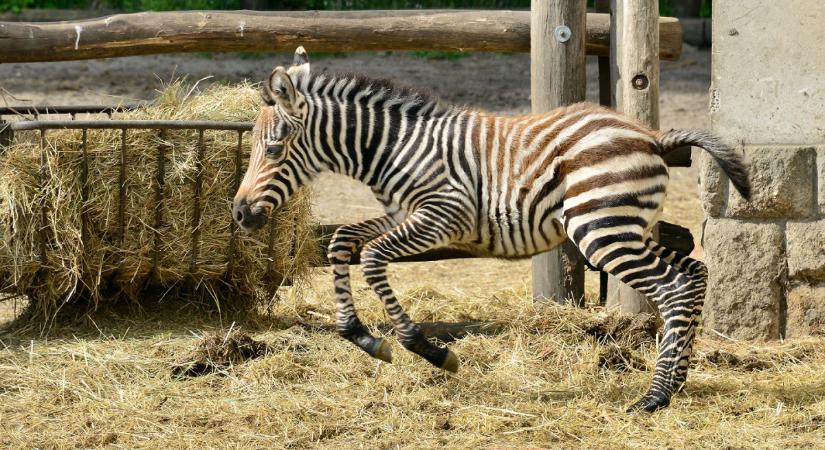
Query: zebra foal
232 48 751 412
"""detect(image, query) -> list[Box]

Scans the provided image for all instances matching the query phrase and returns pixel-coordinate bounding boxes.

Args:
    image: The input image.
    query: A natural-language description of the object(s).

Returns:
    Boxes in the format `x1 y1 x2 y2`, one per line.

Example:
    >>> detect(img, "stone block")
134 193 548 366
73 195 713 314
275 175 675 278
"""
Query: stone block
702 218 784 340
786 221 825 280
785 283 825 338
726 146 816 220
711 1 825 145
699 152 726 218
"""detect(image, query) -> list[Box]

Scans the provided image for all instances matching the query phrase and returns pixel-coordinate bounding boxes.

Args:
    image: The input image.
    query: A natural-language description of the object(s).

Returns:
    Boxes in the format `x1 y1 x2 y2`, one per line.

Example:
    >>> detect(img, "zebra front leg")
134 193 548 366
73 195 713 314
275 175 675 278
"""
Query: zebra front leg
328 217 397 363
360 206 461 372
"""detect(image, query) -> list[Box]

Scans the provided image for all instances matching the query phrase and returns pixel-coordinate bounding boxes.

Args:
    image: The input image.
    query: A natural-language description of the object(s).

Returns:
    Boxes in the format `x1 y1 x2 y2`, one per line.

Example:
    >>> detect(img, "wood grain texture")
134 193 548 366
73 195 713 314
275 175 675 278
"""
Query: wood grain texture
607 0 661 314
530 0 587 305
0 10 682 63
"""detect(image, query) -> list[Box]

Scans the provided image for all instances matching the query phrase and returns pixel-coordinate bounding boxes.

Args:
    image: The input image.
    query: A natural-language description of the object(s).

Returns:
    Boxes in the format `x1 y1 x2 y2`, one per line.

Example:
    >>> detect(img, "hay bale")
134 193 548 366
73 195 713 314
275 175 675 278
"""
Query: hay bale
0 81 320 322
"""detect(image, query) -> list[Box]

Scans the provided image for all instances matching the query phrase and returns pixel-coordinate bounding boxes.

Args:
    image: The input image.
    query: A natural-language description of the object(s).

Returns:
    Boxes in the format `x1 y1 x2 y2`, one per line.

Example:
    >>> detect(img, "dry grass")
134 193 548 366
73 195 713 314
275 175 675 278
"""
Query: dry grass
1 285 824 449
0 82 319 324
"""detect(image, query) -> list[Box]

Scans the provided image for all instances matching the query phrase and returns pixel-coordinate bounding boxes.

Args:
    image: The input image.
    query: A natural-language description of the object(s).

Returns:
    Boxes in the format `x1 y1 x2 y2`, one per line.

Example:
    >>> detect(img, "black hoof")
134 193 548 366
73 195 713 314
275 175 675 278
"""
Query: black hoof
626 394 670 413
401 332 459 373
339 319 391 363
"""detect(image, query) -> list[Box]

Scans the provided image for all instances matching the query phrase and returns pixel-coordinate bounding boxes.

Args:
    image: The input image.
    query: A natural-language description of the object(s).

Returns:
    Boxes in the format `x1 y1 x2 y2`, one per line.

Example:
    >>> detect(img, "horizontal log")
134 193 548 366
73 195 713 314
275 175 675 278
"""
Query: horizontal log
0 10 682 63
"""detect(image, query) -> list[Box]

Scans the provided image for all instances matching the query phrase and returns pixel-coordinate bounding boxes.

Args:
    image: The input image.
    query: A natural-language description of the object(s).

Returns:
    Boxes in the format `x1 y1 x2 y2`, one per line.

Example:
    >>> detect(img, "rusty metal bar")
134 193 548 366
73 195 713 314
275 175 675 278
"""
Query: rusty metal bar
226 130 243 276
11 120 252 132
38 130 48 264
0 120 12 151
80 129 89 253
118 129 126 248
153 130 167 278
0 104 142 117
265 215 281 297
190 129 204 274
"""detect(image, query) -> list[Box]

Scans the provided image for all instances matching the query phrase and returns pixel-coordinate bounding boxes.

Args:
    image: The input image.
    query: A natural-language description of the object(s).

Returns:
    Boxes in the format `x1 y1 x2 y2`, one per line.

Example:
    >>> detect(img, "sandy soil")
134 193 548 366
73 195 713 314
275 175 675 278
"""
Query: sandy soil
0 46 710 301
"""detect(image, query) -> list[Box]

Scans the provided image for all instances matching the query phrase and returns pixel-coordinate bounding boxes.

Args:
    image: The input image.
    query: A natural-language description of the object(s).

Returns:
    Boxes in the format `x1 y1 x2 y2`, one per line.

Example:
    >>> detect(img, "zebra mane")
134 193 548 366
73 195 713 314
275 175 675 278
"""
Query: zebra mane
305 72 445 107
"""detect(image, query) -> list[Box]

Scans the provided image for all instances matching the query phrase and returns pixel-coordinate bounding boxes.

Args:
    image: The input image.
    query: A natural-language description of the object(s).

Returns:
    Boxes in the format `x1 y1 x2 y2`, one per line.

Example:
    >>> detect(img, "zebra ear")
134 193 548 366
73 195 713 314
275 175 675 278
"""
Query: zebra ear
288 46 311 85
293 46 309 66
267 67 298 112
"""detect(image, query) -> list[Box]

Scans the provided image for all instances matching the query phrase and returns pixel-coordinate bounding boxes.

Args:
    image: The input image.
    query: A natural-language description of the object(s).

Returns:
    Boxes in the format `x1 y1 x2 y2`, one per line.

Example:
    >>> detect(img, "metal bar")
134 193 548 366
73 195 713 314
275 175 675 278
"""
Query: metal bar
11 120 253 132
153 130 167 278
0 120 12 152
38 130 48 264
190 129 204 274
266 213 279 292
118 129 126 248
80 129 89 255
226 130 243 277
0 104 143 116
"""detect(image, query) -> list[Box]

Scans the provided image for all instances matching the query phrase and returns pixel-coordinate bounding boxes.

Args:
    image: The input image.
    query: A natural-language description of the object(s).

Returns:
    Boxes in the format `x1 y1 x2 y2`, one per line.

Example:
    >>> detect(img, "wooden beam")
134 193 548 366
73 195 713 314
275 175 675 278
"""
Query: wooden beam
0 10 682 63
606 0 660 315
530 0 586 306
595 0 611 306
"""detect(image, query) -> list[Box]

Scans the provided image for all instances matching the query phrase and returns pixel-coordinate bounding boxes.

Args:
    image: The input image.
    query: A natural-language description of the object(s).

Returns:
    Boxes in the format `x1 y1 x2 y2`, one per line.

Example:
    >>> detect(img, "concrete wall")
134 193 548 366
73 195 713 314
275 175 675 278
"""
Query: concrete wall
704 1 825 340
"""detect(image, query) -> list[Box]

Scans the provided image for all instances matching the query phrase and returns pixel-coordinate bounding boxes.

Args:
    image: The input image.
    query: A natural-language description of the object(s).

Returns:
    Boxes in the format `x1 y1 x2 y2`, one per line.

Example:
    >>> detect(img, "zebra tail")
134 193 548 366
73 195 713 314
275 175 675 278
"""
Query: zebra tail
656 129 751 201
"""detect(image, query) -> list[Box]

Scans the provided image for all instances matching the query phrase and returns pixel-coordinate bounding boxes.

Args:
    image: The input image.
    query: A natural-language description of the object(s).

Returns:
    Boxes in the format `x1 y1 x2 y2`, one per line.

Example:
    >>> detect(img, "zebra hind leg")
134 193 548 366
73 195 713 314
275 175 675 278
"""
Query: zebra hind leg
576 232 698 412
647 239 707 392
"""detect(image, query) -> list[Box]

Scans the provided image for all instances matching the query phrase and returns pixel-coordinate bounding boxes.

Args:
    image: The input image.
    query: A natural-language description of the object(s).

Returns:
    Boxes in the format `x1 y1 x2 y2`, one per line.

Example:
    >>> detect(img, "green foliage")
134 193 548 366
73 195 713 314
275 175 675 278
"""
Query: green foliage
5 0 712 16
0 0 32 12
4 0 533 10
700 0 712 17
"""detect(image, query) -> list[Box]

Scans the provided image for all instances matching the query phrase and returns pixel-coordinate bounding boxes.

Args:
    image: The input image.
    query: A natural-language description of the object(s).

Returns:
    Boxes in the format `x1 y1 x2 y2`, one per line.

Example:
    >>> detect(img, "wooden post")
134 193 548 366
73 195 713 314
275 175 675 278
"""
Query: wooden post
606 0 660 314
531 0 586 305
595 0 611 306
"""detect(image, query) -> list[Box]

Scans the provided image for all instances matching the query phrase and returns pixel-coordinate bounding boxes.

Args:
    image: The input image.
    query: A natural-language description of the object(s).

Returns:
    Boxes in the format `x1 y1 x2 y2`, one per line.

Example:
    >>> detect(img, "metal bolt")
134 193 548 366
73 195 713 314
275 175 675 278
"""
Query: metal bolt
554 25 572 43
632 74 649 90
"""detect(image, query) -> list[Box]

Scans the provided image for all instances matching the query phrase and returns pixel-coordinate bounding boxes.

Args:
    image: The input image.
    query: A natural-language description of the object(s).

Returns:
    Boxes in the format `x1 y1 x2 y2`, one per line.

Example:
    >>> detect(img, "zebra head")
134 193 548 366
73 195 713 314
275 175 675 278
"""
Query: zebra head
233 47 312 232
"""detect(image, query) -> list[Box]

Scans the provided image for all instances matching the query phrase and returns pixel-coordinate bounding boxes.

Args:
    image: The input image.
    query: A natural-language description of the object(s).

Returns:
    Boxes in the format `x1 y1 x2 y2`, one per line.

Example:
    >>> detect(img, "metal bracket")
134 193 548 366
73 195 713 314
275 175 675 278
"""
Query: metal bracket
554 25 572 43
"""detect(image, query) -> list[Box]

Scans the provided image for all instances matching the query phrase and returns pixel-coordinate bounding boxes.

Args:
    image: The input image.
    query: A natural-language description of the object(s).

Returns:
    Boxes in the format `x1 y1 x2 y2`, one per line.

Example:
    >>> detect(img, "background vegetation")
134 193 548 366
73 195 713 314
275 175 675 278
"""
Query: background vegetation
1 0 711 16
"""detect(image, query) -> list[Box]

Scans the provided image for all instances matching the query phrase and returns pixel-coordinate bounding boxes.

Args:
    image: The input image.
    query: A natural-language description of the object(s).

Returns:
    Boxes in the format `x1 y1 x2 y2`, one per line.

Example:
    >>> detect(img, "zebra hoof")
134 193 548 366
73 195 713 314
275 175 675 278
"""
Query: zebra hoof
440 350 459 373
626 394 670 413
371 338 393 363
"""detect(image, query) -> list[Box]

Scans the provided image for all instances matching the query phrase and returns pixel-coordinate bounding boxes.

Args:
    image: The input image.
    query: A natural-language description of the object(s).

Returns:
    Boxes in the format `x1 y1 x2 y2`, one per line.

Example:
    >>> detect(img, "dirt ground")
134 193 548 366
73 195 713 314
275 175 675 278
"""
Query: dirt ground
1 45 709 300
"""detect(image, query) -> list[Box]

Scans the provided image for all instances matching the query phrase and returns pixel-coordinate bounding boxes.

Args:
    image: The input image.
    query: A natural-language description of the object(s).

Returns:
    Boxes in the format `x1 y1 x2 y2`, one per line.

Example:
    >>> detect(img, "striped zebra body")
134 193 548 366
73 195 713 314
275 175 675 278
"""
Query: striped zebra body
233 48 751 412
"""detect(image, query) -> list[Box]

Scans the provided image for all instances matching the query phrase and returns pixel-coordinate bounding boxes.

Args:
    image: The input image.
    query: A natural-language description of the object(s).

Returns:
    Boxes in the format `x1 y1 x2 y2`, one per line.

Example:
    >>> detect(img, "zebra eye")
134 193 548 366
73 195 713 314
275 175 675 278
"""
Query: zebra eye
265 144 284 158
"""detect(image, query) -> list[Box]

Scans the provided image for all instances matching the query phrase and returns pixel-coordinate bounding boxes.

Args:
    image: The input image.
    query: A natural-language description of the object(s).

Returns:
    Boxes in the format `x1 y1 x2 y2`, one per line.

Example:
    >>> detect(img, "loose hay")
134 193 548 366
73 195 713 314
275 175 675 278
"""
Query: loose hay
171 328 272 377
3 288 825 448
598 343 648 372
583 312 659 348
0 81 320 323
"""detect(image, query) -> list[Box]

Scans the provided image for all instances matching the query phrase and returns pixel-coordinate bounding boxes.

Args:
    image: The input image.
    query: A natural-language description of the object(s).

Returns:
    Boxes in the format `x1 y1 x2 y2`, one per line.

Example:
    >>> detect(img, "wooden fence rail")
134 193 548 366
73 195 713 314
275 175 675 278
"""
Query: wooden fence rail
0 10 682 63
